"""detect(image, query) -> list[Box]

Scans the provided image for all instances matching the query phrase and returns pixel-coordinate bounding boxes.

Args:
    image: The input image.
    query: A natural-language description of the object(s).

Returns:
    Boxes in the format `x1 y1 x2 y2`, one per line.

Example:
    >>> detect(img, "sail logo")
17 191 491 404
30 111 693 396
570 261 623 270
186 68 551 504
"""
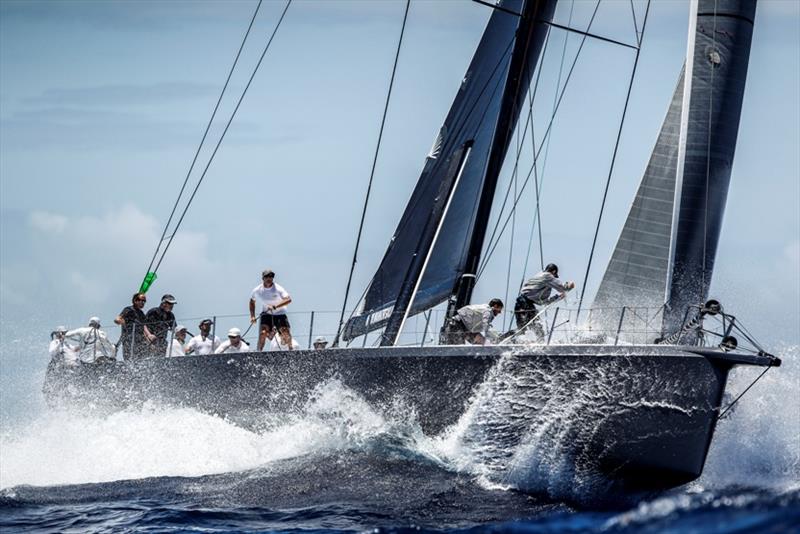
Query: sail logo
427 126 446 159
367 306 394 326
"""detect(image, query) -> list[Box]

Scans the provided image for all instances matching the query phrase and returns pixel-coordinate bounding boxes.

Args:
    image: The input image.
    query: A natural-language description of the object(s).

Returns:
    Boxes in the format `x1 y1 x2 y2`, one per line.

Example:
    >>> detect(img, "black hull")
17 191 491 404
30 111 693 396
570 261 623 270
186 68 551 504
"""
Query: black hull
43 344 773 495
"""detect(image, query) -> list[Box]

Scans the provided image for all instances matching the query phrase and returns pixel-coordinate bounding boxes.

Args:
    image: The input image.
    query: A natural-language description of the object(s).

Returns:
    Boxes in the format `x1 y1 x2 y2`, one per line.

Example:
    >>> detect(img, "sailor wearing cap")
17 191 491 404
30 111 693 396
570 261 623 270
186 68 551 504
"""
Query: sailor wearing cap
214 327 251 354
144 294 178 357
515 263 575 340
166 325 189 357
249 269 293 351
313 336 328 350
185 319 221 355
49 325 79 365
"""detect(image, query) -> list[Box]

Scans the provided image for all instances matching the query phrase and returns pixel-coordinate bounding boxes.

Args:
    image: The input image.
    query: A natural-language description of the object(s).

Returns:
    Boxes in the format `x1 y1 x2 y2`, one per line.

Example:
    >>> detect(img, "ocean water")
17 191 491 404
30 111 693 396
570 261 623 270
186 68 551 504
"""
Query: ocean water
1 347 798 533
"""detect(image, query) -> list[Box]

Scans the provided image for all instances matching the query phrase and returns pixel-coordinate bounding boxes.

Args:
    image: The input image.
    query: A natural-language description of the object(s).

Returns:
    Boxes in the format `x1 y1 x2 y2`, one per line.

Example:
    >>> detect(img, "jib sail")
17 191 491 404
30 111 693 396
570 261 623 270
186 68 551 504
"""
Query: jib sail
593 0 756 336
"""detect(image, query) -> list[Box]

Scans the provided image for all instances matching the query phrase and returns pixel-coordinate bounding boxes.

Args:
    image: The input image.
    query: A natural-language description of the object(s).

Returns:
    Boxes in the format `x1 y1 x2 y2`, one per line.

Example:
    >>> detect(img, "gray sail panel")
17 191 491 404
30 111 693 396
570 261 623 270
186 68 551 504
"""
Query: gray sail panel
593 70 686 314
343 0 555 341
664 0 756 332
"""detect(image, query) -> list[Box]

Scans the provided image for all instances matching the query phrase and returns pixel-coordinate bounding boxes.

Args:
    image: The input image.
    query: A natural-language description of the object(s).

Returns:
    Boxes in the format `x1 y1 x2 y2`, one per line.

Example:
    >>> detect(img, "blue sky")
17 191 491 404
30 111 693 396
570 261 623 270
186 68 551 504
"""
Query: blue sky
1 0 798 419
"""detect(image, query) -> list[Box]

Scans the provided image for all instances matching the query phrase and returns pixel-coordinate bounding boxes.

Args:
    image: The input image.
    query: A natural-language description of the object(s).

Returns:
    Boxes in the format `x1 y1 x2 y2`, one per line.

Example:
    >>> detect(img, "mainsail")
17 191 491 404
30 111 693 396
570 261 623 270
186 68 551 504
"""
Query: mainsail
343 0 556 343
593 0 756 336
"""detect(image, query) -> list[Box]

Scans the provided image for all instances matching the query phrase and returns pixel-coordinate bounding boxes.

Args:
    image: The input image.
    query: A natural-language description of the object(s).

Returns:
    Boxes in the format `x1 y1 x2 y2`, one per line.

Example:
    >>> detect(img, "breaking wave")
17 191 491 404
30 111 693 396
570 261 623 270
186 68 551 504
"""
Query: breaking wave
1 346 797 506
0 380 436 489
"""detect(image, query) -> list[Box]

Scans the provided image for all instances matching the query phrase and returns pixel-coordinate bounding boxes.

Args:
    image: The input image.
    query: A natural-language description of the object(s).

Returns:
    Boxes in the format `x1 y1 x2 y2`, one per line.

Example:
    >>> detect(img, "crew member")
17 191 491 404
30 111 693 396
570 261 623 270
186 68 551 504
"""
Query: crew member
167 325 188 357
448 299 504 345
114 292 149 361
49 325 78 365
269 328 299 351
185 319 220 355
214 327 251 354
64 317 116 364
144 294 177 357
515 263 575 340
312 336 328 350
249 269 292 351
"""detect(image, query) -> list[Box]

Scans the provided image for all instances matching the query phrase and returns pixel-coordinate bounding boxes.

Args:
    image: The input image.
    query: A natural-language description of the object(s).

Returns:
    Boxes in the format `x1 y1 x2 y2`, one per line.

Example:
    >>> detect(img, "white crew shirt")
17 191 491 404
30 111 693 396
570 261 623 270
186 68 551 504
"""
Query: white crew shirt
185 334 221 355
214 339 251 354
269 336 300 351
251 282 290 315
64 326 116 364
48 339 79 365
166 338 186 357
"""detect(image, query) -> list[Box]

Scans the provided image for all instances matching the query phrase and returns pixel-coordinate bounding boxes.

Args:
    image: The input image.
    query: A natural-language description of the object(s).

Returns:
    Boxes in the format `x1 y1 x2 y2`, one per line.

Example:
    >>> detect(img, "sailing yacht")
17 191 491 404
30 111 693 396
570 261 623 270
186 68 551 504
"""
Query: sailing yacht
44 0 779 494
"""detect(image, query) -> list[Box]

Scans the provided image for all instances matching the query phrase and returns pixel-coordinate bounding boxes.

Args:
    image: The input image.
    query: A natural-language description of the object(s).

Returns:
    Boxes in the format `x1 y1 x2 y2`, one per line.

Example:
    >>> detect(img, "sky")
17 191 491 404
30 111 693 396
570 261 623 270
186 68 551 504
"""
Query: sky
1 0 798 420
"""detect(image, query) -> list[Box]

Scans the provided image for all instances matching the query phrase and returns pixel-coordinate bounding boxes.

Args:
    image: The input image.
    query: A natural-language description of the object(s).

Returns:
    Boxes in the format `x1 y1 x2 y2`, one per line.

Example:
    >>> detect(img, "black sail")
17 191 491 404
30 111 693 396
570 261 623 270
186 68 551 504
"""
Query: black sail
593 0 756 337
343 0 556 342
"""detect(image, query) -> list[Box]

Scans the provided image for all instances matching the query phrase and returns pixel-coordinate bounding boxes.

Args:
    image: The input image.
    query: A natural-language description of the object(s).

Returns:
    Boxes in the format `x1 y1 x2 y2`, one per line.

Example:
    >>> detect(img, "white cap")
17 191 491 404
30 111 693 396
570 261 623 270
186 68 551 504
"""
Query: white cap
88 316 101 327
175 325 187 333
54 325 68 333
227 327 241 337
313 336 328 345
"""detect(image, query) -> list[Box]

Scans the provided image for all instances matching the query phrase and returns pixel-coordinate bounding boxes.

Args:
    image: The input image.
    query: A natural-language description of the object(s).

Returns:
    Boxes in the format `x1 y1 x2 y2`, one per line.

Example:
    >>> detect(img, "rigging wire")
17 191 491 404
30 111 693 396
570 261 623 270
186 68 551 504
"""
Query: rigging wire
333 0 411 348
575 0 652 320
150 0 292 275
476 0 602 281
520 0 576 287
502 128 520 331
142 0 264 284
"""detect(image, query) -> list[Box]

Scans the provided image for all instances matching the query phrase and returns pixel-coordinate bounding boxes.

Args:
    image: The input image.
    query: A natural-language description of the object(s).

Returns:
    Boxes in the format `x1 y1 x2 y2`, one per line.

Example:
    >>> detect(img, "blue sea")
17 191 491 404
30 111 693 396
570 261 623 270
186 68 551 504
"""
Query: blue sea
1 346 798 533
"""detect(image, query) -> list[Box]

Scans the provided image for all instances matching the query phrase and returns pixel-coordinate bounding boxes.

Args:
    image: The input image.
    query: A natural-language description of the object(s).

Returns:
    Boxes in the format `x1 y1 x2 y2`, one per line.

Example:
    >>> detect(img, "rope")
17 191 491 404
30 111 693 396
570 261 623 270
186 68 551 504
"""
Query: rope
150 0 292 276
575 0 651 321
717 366 771 421
334 0 411 347
143 0 263 283
476 0 602 280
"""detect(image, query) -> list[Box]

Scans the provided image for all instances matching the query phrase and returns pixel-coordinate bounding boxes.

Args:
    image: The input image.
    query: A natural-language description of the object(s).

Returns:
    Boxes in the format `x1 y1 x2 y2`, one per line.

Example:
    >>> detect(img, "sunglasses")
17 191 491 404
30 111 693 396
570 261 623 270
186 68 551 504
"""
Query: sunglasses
137 299 147 303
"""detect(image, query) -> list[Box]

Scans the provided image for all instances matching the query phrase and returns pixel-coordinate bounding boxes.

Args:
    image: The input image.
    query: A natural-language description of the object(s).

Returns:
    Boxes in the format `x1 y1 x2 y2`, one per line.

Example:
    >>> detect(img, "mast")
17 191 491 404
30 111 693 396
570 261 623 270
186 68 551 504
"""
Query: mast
445 0 554 323
592 0 757 340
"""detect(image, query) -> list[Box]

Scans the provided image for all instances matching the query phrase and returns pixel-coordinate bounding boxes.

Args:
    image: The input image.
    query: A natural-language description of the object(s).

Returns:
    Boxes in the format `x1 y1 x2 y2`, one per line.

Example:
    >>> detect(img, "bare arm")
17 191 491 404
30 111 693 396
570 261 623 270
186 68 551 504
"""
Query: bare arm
249 298 257 323
269 297 292 311
114 314 124 325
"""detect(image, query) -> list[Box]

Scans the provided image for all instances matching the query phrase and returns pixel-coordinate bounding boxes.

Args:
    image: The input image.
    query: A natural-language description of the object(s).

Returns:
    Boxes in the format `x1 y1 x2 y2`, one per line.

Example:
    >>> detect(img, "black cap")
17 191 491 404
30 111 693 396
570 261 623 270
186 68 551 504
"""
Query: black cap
262 269 275 278
544 263 559 277
199 318 213 326
161 294 177 304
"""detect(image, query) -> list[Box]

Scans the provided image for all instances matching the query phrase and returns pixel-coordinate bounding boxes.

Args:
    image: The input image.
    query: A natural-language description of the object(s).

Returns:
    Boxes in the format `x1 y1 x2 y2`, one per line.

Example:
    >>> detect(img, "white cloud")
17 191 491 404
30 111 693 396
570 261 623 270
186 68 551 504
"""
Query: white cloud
28 211 67 234
10 204 230 326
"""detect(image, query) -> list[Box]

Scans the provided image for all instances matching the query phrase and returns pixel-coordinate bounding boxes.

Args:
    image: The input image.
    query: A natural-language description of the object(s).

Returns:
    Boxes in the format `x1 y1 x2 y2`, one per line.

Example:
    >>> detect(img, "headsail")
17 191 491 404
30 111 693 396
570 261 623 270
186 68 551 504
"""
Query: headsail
343 0 556 343
593 0 756 336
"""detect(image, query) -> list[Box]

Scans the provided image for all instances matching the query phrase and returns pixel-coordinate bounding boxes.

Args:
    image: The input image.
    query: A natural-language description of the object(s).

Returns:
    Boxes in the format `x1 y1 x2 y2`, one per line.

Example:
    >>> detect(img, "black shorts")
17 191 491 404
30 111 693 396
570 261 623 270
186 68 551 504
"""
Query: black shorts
260 312 290 331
